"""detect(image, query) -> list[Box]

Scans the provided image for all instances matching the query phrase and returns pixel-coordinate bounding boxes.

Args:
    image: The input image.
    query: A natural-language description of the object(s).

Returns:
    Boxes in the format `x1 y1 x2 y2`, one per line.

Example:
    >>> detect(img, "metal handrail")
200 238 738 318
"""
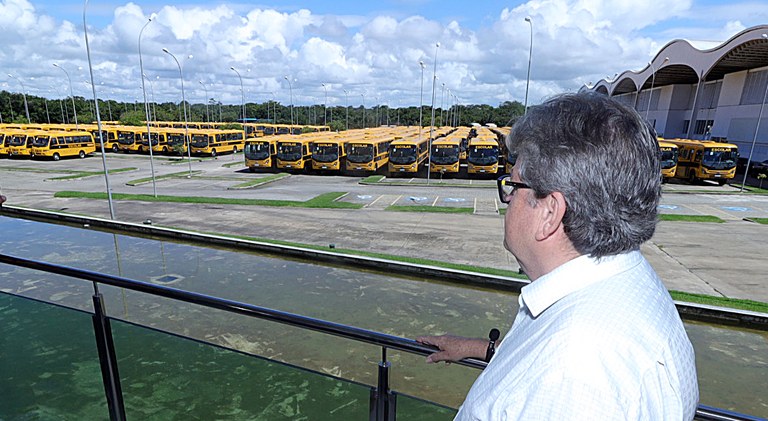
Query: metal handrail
0 252 761 421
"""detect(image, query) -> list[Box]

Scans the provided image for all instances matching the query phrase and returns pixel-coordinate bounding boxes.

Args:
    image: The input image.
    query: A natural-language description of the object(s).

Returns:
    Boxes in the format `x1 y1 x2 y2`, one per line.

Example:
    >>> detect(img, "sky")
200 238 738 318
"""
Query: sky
1 0 766 108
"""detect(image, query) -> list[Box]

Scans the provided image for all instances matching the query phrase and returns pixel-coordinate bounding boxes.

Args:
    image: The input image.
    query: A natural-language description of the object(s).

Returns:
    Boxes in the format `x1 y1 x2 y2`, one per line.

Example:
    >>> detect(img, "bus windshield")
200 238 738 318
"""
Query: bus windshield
277 143 303 161
431 146 459 164
168 134 185 147
117 132 135 144
30 136 50 147
9 135 27 146
389 146 417 164
347 144 374 163
468 146 499 165
702 149 737 170
245 142 271 160
142 132 161 146
312 144 339 163
660 148 679 169
190 134 209 148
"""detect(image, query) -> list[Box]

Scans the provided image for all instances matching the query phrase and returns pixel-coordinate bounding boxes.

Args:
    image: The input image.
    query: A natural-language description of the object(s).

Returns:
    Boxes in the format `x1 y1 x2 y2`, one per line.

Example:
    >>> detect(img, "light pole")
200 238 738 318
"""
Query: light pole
645 57 669 119
230 67 245 123
199 81 209 122
53 63 78 128
284 75 294 126
428 42 440 185
271 92 277 123
419 61 425 143
138 15 158 197
143 74 157 121
84 0 115 219
163 47 193 178
524 16 533 113
343 89 350 131
360 92 366 128
7 74 30 123
321 83 328 126
741 33 768 192
440 83 446 126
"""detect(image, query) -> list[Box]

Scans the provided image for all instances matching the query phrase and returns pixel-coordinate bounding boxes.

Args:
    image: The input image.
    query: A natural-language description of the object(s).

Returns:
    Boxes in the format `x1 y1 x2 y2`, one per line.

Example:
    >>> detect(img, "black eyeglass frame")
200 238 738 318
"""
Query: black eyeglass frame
496 174 532 203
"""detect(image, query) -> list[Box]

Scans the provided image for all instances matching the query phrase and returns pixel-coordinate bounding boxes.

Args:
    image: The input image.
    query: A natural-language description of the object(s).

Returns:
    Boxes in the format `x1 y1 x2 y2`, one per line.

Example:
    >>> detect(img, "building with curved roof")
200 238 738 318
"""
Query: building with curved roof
588 25 768 162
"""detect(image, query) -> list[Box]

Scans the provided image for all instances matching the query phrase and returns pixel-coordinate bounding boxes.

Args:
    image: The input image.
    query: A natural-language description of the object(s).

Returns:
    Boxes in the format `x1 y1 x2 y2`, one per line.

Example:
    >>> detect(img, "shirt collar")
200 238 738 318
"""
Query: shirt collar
520 250 644 317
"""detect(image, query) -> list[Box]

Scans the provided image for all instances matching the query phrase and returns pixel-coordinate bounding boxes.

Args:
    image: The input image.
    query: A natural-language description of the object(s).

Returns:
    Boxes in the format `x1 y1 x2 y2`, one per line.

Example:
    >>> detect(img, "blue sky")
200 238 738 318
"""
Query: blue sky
2 0 767 106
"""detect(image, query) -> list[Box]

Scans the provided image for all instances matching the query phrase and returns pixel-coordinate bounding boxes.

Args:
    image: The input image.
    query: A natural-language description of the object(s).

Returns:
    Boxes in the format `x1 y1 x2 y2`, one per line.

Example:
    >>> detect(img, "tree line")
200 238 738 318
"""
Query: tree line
0 90 523 130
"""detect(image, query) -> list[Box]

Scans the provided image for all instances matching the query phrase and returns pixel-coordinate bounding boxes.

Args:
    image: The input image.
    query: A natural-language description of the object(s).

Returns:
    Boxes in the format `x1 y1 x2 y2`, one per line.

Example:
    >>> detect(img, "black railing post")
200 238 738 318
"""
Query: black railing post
92 293 127 421
369 348 397 421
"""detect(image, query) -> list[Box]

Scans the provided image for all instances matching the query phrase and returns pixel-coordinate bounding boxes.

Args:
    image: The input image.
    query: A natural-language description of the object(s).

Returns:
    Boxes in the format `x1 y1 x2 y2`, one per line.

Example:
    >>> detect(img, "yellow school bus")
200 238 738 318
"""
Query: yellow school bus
244 136 280 172
88 126 121 153
429 134 463 174
0 130 16 157
388 135 429 175
6 130 40 157
165 129 190 155
666 138 738 185
116 127 145 153
311 137 349 172
466 134 501 176
346 137 392 173
189 129 245 157
30 130 96 160
658 140 679 182
276 137 314 171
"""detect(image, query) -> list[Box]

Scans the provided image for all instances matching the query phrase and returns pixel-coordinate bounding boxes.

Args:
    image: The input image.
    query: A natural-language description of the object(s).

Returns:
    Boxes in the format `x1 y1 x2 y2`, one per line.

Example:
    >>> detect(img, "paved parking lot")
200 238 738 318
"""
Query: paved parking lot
1 153 767 303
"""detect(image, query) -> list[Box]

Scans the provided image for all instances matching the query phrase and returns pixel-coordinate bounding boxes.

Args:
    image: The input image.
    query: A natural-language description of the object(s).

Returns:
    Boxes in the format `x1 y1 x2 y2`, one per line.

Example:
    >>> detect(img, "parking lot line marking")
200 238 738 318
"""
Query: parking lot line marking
432 196 439 206
368 195 383 207
390 195 402 206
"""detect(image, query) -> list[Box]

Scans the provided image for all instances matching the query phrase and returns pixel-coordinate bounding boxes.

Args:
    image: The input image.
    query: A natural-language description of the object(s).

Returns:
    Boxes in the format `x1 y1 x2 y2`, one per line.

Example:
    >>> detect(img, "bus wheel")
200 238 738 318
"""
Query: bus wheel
688 172 697 185
233 146 238 154
112 144 119 153
162 147 168 153
211 149 217 157
53 153 60 161
79 151 86 159
249 167 256 173
718 179 727 186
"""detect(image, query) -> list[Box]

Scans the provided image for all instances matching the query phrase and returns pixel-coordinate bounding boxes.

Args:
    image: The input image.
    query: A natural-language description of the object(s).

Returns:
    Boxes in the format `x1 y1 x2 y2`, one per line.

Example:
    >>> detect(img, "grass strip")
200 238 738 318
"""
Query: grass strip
731 183 768 194
222 161 245 168
658 214 725 223
47 167 137 180
670 291 768 314
361 175 384 183
386 205 474 214
127 170 203 185
747 217 768 224
54 190 363 209
229 173 289 189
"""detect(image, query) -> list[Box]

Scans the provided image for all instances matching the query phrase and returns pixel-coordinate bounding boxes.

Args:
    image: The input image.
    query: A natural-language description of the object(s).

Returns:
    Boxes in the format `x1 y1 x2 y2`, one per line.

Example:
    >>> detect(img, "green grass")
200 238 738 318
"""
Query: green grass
747 217 768 225
47 167 137 180
222 161 245 168
53 190 363 209
126 170 203 185
229 173 289 189
670 291 768 314
386 205 474 214
360 175 384 183
658 214 725 223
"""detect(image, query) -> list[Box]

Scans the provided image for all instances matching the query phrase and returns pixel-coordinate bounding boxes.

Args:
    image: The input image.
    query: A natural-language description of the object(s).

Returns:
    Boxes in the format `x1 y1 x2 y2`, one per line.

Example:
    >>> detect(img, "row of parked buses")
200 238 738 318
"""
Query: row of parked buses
243 125 514 177
0 122 332 160
656 138 739 185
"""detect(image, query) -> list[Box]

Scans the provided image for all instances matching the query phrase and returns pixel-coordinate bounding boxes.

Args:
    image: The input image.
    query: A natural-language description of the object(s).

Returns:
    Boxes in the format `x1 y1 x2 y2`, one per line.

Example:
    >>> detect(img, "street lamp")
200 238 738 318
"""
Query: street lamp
646 57 669 119
428 42 440 185
138 15 157 198
199 81 209 123
343 89 349 130
524 16 533 114
143 74 158 121
84 0 115 219
53 63 78 128
419 60 425 143
230 67 245 124
284 75 294 126
741 33 768 192
7 74 30 123
321 83 328 126
163 47 193 177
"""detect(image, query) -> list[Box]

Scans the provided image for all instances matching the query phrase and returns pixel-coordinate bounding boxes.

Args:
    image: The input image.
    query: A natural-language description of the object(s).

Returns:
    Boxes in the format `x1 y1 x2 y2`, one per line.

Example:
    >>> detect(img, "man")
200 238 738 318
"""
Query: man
417 92 698 420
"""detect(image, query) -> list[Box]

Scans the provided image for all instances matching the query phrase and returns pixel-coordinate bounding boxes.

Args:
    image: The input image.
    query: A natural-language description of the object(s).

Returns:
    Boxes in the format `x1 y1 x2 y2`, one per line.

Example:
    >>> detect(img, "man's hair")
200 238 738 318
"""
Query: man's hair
507 92 661 258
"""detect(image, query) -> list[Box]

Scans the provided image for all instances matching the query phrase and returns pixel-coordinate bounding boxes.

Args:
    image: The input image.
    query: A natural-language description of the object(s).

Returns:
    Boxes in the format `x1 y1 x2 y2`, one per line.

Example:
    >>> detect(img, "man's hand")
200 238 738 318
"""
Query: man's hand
416 335 489 363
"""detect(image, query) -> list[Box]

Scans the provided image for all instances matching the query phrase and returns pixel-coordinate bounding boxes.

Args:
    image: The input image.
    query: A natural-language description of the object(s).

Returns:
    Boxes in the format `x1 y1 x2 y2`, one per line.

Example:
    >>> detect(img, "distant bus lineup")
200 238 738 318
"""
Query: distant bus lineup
0 121 739 184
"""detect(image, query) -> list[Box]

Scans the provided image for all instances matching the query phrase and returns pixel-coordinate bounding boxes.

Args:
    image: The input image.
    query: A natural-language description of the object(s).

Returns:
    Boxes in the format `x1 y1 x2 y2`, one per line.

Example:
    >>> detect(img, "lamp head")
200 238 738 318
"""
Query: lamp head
525 16 532 22
162 48 170 53
436 42 440 48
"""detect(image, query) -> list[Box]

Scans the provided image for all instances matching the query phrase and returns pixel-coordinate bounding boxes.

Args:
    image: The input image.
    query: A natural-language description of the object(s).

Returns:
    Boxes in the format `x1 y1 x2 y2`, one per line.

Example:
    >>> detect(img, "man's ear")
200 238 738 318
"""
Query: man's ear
535 192 567 241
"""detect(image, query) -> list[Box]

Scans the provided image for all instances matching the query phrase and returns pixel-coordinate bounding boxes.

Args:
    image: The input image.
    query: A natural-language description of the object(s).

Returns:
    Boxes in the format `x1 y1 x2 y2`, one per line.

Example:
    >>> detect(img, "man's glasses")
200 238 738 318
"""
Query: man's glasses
497 174 532 203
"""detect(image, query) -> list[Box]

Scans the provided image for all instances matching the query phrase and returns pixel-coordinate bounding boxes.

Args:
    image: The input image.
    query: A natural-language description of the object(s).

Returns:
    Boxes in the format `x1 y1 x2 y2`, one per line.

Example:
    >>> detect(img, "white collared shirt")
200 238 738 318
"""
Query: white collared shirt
455 251 698 420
